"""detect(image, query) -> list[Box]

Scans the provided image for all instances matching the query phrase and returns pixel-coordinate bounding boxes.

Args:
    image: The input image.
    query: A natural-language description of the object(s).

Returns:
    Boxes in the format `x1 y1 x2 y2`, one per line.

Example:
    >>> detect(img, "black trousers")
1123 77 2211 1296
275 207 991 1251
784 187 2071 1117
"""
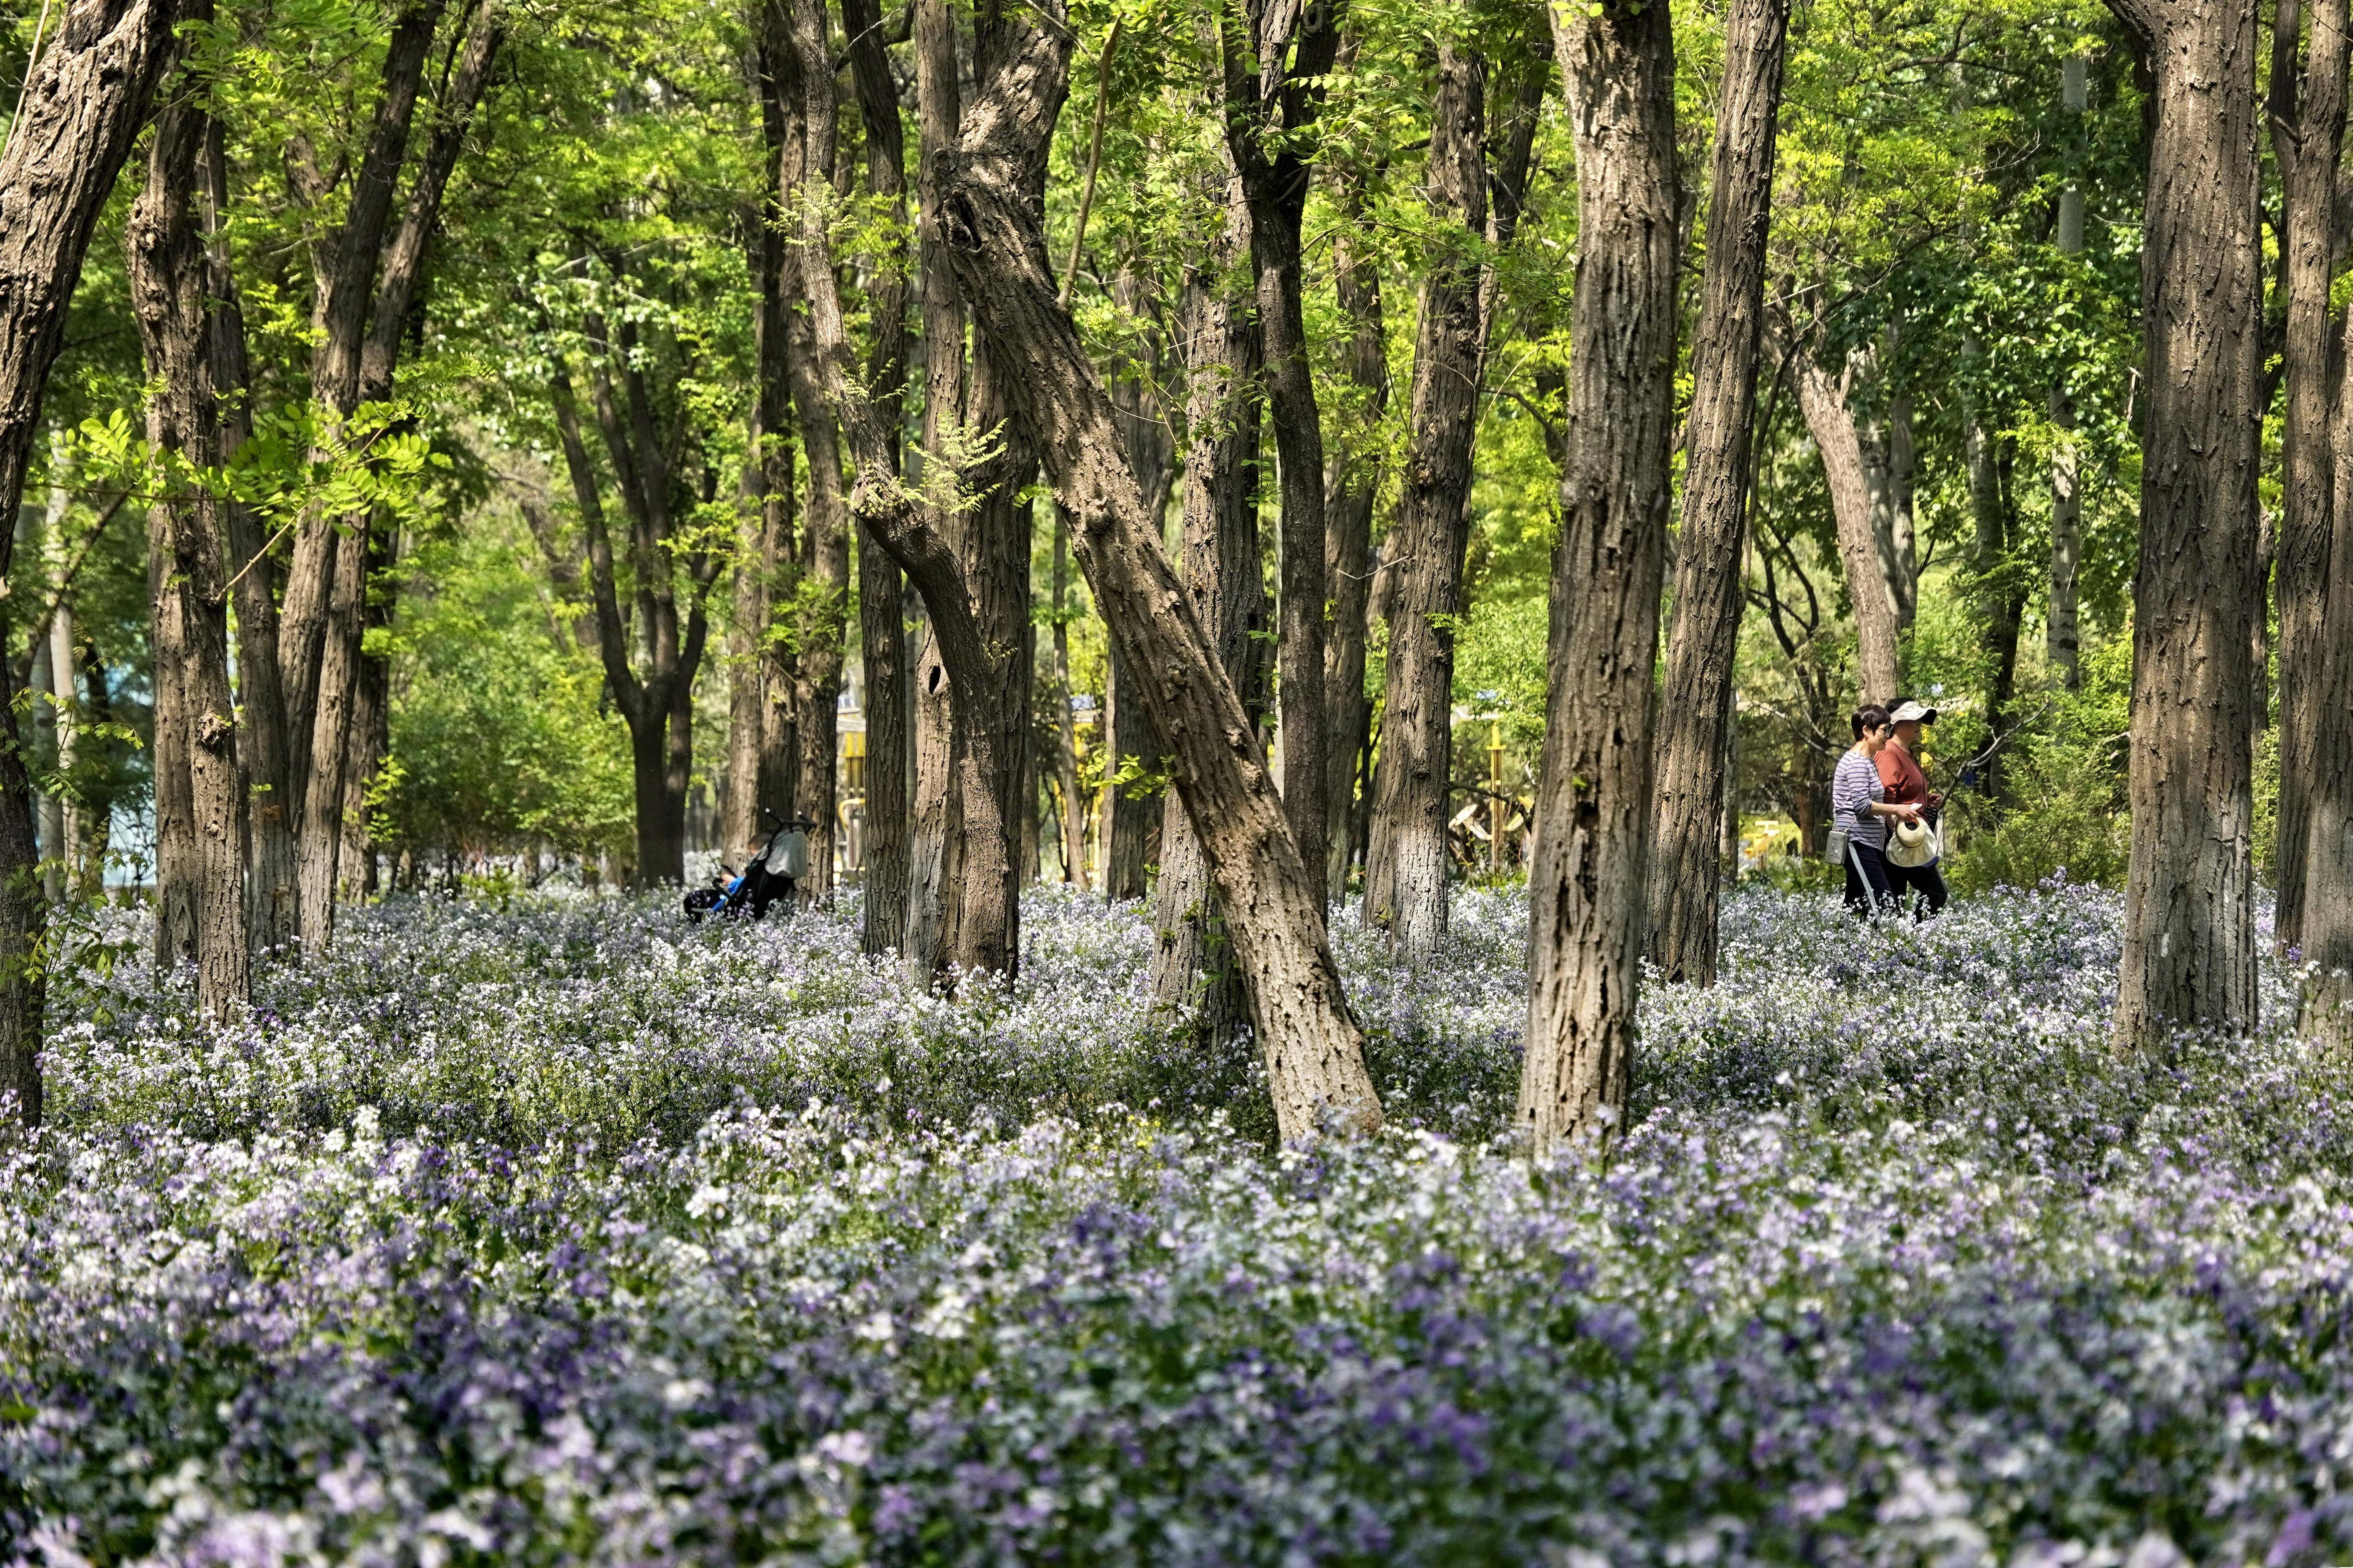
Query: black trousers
1885 860 1947 919
1843 838 1897 917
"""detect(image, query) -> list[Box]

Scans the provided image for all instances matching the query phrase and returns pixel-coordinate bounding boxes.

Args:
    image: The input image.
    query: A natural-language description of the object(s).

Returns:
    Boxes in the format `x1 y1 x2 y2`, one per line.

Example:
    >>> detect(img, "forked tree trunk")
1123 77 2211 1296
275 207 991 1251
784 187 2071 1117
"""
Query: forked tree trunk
1645 0 1788 987
1150 249 1264 1036
1519 0 1678 1156
787 0 1016 983
931 0 1382 1139
0 0 191 1124
126 73 248 1015
2268 0 2348 952
1363 35 1485 960
2108 0 2265 1052
291 0 502 945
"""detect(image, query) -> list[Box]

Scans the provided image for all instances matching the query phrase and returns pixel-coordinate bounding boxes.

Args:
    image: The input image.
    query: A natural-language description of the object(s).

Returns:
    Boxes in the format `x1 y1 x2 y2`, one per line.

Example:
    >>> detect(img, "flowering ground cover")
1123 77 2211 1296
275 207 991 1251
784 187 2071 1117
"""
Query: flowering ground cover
7 882 2353 1564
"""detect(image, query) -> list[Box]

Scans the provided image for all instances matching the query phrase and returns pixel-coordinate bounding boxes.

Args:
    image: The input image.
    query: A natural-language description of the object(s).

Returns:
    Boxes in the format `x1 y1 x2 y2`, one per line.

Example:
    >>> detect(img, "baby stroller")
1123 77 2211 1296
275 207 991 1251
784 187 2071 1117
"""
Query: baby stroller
684 808 814 921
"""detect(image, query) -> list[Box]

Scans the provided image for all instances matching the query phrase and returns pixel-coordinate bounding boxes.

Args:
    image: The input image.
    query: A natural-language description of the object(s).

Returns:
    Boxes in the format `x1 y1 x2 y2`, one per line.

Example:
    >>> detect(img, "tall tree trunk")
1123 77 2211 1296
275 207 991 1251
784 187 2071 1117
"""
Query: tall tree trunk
203 120 295 952
126 72 248 1015
1967 420 2026 801
2269 0 2348 951
1363 34 1485 960
1098 271 1174 900
786 0 1017 983
1221 0 1337 883
843 0 912 951
2050 50 2091 692
278 0 443 819
2108 0 2265 1052
1789 348 1903 704
954 332 1036 956
1051 505 1087 888
1323 127 1391 901
0 0 189 1119
2298 250 2353 1039
290 0 503 945
1519 0 1678 1155
725 415 775 860
1646 0 1788 988
1150 248 1264 1036
931 0 1382 1139
904 0 968 975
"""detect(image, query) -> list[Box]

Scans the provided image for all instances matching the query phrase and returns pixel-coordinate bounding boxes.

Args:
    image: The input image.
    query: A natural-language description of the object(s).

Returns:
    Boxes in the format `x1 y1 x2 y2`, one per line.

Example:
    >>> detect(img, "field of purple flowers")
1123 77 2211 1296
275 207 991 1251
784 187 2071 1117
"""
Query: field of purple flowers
5 881 2351 1565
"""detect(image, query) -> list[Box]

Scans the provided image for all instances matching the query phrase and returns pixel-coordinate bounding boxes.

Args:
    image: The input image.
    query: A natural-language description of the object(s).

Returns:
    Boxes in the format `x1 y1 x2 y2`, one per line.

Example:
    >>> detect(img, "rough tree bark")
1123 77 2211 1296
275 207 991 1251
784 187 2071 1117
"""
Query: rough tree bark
1323 119 1390 900
1149 243 1265 1037
293 0 502 946
278 0 442 908
200 118 296 952
2107 0 2265 1052
2268 0 2348 952
786 0 1018 982
127 66 249 1016
1098 269 1176 899
1363 35 1485 959
1789 347 1904 704
1518 0 1678 1155
903 0 968 974
931 0 1382 1138
1645 0 1788 988
0 0 190 1123
843 0 913 950
2299 236 2353 1039
1220 0 1339 883
775 17 853 905
1051 506 1087 887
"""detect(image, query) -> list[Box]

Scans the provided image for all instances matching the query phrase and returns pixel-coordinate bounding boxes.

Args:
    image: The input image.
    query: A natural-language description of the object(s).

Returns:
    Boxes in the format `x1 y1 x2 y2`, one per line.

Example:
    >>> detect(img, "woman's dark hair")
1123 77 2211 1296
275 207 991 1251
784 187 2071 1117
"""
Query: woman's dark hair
1851 704 1892 740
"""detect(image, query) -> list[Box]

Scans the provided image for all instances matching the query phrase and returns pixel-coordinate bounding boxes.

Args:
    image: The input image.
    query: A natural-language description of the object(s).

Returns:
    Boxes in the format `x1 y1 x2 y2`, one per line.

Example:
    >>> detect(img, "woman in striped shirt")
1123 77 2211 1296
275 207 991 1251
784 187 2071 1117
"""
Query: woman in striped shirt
1833 704 1924 916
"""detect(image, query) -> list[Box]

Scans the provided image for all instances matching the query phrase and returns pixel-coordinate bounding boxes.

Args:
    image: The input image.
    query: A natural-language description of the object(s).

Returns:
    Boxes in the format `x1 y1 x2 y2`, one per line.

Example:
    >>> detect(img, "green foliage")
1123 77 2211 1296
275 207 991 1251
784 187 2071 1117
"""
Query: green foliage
1944 632 2132 894
378 507 635 865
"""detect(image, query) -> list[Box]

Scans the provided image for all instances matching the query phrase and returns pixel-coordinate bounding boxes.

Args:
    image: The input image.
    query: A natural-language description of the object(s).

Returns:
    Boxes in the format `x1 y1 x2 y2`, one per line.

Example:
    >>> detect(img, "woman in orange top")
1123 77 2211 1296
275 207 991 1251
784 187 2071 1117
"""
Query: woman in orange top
1877 700 1947 918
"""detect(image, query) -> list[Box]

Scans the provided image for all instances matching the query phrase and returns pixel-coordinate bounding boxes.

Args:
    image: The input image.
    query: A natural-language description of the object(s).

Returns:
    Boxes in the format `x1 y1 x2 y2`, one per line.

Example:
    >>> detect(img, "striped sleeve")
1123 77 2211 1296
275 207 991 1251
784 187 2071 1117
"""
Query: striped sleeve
1832 750 1886 850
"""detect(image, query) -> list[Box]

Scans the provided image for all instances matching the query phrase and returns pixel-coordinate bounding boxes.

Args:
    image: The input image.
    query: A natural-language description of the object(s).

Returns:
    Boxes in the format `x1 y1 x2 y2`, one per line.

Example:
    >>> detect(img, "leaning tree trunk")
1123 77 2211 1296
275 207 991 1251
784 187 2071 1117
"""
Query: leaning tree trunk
1645 0 1788 987
1519 0 1678 1156
931 0 1382 1140
127 74 248 1017
787 0 1016 983
2109 0 2265 1052
1790 352 1903 704
1362 35 1486 960
1149 247 1265 1039
0 0 189 1124
2269 0 2348 952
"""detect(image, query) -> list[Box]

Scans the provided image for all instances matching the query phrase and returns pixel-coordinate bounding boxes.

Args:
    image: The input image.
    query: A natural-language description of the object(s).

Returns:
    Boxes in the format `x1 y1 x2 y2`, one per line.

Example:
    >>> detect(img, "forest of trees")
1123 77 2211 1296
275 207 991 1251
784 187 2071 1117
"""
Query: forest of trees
0 0 2347 1148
